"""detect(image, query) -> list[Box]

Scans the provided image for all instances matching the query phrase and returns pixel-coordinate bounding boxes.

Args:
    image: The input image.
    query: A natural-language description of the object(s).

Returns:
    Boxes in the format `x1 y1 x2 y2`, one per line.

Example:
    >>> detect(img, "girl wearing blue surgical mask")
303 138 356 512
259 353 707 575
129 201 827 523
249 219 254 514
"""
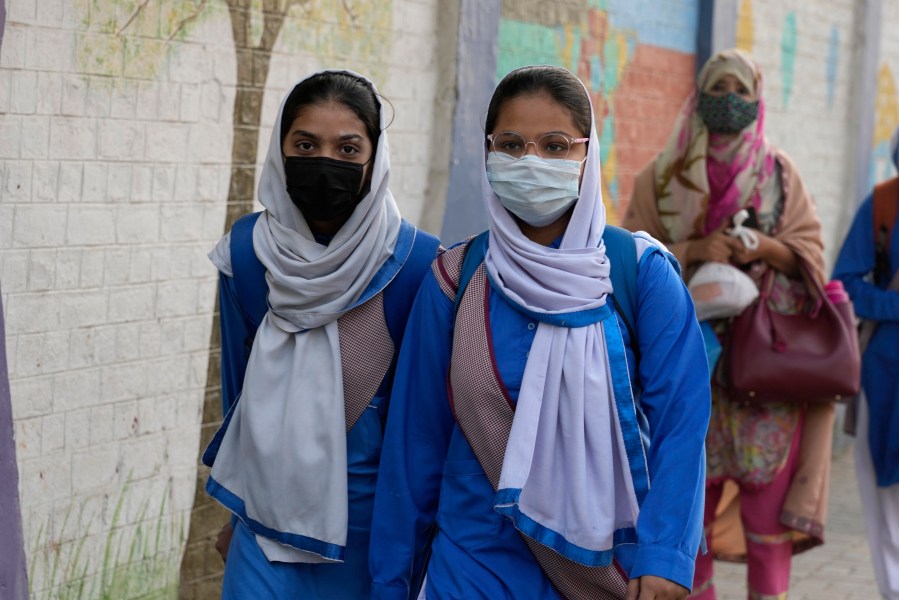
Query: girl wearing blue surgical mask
370 65 709 600
202 70 440 599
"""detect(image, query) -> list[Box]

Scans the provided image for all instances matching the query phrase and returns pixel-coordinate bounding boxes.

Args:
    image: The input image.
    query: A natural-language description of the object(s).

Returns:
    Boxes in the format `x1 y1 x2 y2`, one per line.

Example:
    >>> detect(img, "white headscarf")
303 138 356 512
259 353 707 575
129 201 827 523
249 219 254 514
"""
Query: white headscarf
487 66 643 564
208 70 402 563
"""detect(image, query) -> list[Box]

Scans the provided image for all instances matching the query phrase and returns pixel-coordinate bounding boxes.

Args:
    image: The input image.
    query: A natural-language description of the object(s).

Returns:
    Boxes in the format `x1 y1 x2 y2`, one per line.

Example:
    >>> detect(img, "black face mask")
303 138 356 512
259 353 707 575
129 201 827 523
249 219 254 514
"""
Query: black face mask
284 156 365 223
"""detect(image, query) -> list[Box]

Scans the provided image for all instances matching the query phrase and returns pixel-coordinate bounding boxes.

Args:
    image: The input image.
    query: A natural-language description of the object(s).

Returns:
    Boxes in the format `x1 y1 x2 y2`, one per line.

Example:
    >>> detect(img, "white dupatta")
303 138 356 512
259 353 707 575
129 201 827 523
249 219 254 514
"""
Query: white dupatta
486 68 644 565
208 70 402 563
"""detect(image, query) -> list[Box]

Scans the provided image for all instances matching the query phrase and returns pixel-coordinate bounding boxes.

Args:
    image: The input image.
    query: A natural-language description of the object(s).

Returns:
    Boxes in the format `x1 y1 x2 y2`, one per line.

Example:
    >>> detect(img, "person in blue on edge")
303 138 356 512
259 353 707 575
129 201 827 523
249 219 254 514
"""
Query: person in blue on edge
202 70 439 599
369 65 709 600
833 125 899 600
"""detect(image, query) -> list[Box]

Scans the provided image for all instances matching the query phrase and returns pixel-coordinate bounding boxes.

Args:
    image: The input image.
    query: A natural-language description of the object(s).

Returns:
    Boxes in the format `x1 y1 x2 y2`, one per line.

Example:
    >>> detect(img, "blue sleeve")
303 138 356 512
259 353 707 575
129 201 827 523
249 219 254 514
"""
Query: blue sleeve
370 270 457 600
832 195 899 323
219 274 252 415
627 249 710 590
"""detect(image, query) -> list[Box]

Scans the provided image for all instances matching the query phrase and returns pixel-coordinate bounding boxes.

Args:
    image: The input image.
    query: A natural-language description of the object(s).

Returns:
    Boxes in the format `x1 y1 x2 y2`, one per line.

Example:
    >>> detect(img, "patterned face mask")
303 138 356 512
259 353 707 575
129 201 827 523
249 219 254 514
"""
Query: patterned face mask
697 92 760 134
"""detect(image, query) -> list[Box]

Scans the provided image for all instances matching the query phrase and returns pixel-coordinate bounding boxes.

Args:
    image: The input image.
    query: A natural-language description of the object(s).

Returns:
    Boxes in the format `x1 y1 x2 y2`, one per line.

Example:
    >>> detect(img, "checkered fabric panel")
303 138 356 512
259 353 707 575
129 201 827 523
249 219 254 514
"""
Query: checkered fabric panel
338 292 394 432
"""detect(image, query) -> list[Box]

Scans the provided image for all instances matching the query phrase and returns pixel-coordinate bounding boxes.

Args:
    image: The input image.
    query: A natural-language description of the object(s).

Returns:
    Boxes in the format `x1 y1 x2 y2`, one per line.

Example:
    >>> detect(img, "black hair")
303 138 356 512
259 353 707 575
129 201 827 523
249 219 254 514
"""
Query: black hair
280 72 381 148
485 66 591 138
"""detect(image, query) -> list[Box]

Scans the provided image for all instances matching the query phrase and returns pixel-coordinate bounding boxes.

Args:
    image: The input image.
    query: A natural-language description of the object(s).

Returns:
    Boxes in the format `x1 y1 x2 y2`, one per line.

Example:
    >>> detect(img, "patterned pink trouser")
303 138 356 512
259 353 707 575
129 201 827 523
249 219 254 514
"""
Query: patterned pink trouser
691 422 802 600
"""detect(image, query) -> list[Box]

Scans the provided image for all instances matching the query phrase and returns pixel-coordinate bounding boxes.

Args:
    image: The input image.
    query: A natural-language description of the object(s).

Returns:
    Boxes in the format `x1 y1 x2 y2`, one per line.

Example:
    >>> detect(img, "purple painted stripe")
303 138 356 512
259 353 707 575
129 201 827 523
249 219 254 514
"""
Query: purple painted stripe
0 287 29 599
439 0 501 244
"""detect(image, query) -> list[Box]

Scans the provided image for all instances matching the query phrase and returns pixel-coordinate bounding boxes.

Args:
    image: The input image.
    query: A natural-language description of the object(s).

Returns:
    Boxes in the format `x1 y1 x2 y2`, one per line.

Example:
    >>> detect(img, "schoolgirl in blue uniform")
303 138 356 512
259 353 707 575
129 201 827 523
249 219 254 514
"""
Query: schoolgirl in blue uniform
833 126 899 599
202 70 439 599
369 66 710 600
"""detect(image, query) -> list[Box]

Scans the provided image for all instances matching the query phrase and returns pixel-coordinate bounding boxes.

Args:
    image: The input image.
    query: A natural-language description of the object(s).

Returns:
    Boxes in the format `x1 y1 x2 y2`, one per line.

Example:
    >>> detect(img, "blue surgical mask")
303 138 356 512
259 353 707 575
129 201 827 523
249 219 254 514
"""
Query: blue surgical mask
486 153 582 227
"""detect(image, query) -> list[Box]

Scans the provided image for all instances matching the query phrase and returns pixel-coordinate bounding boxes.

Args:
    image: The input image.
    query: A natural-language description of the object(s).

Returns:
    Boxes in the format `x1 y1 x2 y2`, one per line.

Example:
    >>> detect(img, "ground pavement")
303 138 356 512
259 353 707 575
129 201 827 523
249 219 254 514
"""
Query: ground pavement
711 445 881 600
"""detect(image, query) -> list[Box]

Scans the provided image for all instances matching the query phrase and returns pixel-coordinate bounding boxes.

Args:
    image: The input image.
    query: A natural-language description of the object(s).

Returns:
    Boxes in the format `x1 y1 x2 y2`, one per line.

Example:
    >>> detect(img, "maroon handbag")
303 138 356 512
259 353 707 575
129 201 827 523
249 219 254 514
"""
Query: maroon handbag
726 266 860 404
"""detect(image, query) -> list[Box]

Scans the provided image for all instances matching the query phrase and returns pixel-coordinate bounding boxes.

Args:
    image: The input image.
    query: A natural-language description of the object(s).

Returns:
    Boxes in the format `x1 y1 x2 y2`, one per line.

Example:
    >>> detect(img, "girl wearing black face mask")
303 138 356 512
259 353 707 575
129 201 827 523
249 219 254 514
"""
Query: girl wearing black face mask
624 49 828 600
279 75 380 235
203 70 440 600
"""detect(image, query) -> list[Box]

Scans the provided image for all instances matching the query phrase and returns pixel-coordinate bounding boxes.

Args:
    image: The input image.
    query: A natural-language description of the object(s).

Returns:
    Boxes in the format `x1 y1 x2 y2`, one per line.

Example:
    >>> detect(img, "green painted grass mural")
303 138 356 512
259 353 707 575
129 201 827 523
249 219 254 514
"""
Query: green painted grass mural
29 479 184 600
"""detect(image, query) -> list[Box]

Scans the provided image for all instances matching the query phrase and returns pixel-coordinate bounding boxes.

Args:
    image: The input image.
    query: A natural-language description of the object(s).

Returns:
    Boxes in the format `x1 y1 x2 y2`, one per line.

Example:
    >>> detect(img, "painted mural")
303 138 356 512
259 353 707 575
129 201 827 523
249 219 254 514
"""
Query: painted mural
781 11 797 108
496 0 699 222
19 1 395 599
871 64 899 184
736 0 754 52
826 26 839 109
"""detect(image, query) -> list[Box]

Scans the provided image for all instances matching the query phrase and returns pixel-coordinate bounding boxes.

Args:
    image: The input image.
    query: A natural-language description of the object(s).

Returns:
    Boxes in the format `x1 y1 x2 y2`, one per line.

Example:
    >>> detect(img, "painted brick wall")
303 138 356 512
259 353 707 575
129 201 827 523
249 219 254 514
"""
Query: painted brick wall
732 0 859 270
872 0 899 186
0 1 236 596
0 1 447 597
495 0 700 224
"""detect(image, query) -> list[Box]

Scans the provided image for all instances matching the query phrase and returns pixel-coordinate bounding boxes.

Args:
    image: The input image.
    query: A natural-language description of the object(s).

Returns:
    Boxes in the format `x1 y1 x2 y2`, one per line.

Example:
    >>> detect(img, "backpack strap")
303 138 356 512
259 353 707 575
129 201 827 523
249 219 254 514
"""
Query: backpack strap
456 231 490 316
230 212 268 354
873 177 899 283
382 223 441 347
602 225 640 366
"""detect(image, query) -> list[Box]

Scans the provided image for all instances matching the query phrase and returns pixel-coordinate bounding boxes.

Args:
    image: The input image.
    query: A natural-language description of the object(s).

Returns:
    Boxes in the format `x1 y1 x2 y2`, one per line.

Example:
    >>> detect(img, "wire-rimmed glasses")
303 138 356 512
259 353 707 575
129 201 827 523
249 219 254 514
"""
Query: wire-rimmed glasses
487 132 589 160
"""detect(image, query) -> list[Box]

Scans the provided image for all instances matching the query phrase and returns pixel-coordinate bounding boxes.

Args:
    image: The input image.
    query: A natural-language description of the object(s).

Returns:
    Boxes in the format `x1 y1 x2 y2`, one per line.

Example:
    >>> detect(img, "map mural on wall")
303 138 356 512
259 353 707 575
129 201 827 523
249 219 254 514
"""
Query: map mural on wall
736 0 754 52
781 11 797 108
495 0 698 223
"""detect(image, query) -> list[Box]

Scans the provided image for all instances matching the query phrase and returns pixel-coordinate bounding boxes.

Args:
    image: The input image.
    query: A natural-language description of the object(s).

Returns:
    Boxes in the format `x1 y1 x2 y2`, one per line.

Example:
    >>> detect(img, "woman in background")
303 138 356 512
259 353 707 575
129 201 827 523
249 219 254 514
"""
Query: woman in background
623 49 830 600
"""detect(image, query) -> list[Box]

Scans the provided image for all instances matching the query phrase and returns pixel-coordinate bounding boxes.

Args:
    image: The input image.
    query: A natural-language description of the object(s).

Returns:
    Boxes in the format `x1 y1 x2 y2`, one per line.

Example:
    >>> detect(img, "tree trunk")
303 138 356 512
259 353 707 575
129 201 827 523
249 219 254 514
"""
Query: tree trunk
178 2 287 597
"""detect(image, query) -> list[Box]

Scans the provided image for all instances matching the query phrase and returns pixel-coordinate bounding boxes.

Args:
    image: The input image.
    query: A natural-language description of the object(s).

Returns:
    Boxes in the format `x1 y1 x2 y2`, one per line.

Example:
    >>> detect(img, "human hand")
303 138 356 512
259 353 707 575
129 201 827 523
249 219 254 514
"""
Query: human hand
215 521 234 563
626 575 689 600
730 230 770 265
687 229 742 264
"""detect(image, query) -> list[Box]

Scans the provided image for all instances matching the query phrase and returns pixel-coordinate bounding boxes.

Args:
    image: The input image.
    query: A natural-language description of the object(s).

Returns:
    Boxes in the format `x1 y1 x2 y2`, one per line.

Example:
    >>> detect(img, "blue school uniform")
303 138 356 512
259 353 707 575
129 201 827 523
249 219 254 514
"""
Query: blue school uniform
369 241 710 600
210 214 439 599
833 194 899 487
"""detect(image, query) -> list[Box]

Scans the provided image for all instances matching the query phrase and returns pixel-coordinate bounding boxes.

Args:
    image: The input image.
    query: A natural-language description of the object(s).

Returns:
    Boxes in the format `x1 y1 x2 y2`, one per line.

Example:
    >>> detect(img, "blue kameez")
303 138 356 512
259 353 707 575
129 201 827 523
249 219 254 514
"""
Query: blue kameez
833 193 899 487
213 225 438 600
369 246 710 600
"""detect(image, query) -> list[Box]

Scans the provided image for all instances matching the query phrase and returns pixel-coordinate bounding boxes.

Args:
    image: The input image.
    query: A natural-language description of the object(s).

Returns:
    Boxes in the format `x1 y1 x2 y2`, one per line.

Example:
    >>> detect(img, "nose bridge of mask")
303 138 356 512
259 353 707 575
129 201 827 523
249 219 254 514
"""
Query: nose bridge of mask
485 152 582 227
487 153 581 182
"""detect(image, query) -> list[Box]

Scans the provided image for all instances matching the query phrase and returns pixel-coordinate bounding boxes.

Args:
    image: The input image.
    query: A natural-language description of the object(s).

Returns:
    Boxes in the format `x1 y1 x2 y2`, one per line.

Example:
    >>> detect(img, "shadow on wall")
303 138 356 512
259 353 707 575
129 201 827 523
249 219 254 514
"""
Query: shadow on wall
0 284 29 599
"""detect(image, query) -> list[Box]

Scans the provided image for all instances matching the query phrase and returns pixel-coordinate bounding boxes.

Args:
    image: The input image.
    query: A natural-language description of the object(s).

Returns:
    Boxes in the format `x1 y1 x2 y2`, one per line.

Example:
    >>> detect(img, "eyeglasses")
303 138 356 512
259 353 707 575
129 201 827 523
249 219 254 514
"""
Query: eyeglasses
487 132 589 160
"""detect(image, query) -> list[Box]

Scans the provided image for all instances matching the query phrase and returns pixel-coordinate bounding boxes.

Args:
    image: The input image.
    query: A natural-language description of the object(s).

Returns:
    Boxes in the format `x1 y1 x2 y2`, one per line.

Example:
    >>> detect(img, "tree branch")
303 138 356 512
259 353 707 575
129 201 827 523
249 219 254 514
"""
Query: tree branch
339 0 358 23
259 0 291 51
167 0 209 41
116 0 153 36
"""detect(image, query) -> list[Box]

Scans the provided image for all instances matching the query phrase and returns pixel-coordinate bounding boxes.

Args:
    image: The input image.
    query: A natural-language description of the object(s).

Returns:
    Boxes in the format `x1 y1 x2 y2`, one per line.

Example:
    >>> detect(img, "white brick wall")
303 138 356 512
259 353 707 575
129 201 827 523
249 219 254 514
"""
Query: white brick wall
737 0 858 271
0 0 236 595
0 0 445 596
259 0 443 228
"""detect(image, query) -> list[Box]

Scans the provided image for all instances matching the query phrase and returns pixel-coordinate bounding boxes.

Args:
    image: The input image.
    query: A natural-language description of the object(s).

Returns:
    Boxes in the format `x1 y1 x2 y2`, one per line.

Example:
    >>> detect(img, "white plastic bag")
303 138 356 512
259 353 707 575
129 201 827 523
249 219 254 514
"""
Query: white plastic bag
688 262 759 321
